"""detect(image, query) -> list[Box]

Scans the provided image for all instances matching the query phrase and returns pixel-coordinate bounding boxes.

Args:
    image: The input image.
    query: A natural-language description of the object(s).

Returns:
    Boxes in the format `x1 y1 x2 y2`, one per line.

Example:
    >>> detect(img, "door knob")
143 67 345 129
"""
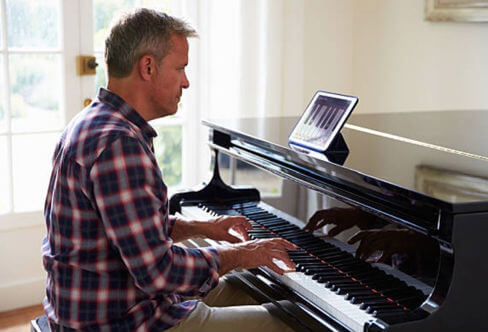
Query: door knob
77 56 98 76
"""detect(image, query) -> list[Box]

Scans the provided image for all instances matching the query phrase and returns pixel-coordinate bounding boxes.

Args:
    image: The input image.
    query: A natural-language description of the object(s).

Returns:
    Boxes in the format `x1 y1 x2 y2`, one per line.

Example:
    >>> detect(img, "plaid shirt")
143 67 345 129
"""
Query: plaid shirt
42 88 220 332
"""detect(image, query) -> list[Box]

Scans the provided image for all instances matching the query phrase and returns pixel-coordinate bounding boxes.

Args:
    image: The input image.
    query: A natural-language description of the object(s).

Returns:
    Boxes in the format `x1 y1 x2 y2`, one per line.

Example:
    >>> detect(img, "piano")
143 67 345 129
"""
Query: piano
169 111 488 332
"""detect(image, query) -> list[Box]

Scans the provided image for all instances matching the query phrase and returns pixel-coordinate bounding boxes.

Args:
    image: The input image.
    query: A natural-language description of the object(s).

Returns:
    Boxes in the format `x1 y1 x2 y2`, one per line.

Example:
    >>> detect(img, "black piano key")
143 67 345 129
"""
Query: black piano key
287 238 323 247
344 289 380 300
328 280 361 291
313 271 343 282
291 257 321 265
305 266 337 275
257 219 289 227
350 293 387 304
335 284 370 295
286 252 311 258
280 231 314 239
296 263 326 272
311 248 343 257
269 225 300 232
324 278 358 288
332 264 372 275
373 308 408 318
326 256 357 265
253 216 282 223
364 302 401 313
246 211 275 218
359 299 390 314
349 270 387 280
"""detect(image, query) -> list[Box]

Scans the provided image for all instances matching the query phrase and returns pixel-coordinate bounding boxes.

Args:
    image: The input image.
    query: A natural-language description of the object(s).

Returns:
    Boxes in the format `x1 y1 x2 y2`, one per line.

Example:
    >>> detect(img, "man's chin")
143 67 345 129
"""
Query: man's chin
158 107 178 118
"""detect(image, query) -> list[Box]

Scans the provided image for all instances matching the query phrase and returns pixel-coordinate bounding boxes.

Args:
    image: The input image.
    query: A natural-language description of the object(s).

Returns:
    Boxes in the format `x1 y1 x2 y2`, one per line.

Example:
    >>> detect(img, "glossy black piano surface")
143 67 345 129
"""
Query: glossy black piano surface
204 111 488 205
171 111 488 332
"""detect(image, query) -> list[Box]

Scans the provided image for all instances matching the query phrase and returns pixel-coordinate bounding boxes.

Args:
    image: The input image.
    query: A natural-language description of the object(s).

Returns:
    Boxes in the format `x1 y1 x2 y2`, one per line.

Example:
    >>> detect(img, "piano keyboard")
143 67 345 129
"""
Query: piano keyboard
181 201 427 332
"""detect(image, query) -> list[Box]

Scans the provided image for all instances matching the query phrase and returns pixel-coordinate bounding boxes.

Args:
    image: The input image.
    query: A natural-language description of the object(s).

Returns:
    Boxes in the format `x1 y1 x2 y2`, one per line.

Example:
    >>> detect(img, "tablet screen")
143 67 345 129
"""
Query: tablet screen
288 91 358 152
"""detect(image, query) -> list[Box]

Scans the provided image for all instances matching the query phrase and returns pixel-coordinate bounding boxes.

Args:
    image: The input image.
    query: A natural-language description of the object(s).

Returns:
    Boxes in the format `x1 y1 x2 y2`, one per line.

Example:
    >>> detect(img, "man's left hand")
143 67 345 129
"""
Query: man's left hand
204 215 251 243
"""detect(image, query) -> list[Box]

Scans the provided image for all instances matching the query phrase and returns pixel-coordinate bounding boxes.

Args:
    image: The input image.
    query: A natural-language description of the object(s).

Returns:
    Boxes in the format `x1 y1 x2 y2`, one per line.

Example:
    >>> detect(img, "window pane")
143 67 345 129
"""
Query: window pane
0 5 3 50
9 54 62 133
93 0 134 52
137 0 173 12
95 52 106 93
153 125 182 187
6 0 59 48
0 137 9 214
0 56 5 133
12 132 59 212
93 0 174 51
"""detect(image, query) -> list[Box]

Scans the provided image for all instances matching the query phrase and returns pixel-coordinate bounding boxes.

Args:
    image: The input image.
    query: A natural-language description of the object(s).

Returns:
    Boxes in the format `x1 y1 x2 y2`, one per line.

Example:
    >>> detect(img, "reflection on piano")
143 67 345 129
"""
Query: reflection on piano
170 114 488 332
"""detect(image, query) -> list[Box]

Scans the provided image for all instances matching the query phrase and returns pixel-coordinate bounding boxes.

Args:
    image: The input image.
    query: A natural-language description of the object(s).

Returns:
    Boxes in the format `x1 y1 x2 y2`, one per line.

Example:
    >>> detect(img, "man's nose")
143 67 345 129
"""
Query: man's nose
182 72 190 89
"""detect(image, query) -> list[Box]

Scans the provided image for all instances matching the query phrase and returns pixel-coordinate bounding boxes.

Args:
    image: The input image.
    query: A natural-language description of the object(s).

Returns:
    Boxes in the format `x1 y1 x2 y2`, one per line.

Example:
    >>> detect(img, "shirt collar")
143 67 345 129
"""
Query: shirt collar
97 87 157 139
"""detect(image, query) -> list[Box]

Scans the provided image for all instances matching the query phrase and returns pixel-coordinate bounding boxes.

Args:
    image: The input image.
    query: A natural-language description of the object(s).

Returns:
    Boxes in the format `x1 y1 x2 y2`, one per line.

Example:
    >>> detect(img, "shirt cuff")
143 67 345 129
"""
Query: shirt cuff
196 247 220 296
167 215 177 235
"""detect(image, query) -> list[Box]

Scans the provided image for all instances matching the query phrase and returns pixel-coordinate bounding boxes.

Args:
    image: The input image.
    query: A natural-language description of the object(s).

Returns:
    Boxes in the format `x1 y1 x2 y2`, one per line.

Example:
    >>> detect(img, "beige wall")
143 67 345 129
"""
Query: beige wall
352 0 488 114
0 222 45 312
285 0 488 116
282 0 355 116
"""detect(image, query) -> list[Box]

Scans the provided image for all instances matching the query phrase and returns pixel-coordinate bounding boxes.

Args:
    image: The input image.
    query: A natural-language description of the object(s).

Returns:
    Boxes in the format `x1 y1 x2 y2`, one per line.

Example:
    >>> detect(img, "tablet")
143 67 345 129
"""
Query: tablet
288 90 358 152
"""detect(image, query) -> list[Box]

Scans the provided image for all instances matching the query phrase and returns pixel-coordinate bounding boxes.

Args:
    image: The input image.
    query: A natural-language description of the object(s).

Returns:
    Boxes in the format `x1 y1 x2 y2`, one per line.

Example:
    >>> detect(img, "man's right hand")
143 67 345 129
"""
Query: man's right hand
216 238 297 276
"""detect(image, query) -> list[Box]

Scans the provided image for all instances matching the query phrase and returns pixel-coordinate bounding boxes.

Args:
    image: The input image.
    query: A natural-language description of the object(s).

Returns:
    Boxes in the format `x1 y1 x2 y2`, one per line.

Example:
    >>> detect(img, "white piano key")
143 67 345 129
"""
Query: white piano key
271 270 374 332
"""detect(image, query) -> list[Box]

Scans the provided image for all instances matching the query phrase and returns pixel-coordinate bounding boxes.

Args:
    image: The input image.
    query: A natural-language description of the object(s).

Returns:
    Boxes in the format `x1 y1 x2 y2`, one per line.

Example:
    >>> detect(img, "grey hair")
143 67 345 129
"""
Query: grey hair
105 8 197 78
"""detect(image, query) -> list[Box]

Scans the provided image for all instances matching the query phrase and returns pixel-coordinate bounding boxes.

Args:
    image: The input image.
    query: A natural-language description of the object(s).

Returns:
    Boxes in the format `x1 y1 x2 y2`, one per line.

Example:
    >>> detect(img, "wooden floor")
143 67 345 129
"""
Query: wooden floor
0 305 44 332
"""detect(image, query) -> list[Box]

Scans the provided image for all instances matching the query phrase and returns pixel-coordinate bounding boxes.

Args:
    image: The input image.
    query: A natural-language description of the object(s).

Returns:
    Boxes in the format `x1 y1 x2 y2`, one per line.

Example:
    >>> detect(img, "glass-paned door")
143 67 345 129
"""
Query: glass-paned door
1 0 201 224
0 0 82 227
0 0 68 217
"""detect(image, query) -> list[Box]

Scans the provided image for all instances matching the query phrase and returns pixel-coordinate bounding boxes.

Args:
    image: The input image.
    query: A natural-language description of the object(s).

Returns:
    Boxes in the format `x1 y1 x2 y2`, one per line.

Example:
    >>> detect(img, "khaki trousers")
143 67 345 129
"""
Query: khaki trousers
165 278 295 332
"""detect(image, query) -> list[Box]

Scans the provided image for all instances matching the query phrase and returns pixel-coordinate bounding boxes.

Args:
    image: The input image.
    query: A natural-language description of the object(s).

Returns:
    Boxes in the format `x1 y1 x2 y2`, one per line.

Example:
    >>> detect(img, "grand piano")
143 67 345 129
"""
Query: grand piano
169 111 488 332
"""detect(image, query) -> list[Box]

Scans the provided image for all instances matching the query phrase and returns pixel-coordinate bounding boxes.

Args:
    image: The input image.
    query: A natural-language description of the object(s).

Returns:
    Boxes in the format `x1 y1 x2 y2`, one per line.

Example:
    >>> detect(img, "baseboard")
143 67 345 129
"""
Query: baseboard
0 277 45 312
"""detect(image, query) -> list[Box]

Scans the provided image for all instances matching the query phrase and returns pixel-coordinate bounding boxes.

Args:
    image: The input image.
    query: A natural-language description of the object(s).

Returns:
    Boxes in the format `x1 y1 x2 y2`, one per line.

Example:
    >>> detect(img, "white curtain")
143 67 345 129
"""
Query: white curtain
190 0 305 184
200 0 285 119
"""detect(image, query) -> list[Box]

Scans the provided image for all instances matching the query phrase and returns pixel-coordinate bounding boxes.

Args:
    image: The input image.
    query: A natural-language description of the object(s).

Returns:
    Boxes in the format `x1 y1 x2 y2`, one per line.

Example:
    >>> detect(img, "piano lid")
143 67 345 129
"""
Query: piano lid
203 111 488 215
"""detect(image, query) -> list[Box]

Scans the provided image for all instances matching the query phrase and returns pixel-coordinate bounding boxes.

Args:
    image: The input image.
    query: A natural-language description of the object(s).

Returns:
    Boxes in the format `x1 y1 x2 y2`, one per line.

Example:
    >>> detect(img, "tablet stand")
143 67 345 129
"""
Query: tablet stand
289 132 349 165
325 132 349 154
322 133 349 164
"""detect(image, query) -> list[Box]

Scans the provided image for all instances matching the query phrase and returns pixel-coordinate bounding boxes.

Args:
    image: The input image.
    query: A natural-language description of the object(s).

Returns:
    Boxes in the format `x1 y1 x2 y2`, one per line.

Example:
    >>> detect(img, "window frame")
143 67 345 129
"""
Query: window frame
0 0 83 229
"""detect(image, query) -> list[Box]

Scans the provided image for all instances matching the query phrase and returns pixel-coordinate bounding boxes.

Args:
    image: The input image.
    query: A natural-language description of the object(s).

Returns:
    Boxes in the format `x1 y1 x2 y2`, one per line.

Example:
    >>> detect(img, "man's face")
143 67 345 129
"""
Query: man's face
150 33 189 118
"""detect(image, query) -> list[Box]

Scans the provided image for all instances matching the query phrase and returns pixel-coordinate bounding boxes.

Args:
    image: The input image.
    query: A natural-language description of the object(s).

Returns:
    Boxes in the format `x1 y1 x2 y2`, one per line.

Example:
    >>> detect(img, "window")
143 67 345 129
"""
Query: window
0 0 63 214
0 0 201 224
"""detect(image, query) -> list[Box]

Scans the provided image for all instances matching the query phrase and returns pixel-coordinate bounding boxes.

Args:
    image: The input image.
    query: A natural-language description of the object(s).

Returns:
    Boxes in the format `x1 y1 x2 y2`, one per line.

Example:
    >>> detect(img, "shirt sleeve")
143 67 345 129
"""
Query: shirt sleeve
90 135 220 297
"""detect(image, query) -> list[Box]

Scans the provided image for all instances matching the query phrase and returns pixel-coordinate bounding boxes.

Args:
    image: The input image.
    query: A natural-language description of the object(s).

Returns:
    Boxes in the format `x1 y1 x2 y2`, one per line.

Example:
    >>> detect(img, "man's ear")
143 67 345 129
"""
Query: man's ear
138 55 156 81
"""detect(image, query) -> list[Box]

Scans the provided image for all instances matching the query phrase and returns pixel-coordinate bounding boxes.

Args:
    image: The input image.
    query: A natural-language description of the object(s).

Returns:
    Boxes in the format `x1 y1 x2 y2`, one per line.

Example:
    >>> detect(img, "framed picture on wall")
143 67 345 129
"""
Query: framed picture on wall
425 0 488 22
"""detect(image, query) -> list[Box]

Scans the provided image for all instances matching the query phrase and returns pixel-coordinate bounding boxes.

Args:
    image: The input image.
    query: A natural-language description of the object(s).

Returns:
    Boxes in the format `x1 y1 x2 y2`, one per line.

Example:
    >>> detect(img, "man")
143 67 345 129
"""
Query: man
42 8 295 332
